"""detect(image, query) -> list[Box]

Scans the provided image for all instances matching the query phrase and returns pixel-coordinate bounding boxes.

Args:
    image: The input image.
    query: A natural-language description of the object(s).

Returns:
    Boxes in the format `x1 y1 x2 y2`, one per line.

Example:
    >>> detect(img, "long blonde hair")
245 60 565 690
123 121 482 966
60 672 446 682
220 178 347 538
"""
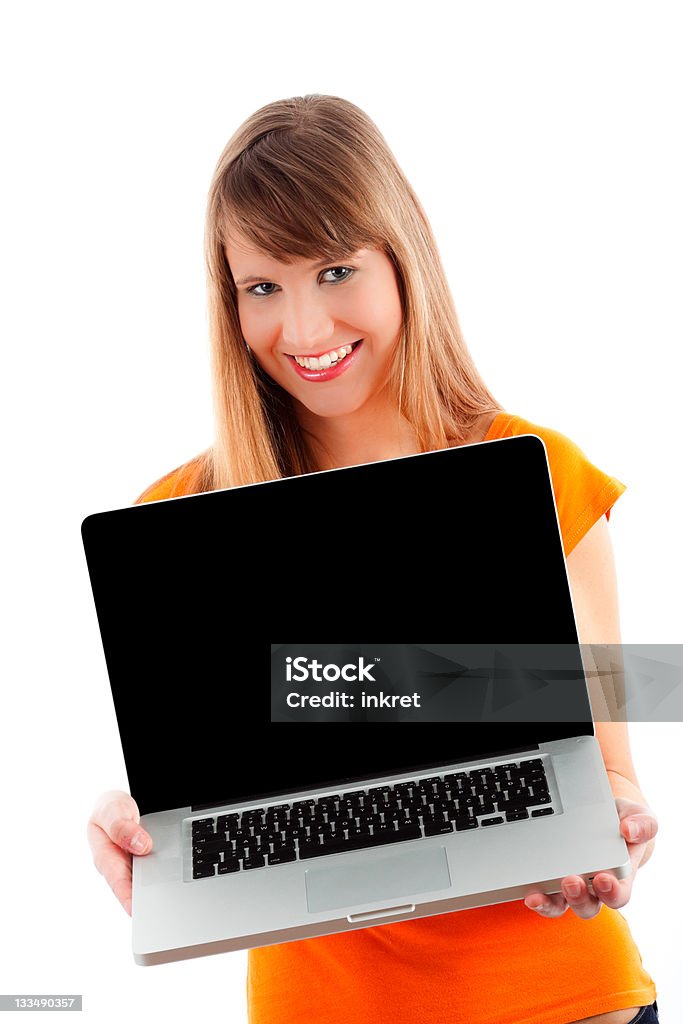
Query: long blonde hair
187 94 499 492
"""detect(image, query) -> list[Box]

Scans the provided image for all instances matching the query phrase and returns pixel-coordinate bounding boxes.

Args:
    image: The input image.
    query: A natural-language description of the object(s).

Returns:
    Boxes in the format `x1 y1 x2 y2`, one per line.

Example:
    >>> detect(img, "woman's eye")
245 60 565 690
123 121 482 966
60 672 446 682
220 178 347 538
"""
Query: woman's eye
247 282 279 297
246 268 353 295
321 267 354 284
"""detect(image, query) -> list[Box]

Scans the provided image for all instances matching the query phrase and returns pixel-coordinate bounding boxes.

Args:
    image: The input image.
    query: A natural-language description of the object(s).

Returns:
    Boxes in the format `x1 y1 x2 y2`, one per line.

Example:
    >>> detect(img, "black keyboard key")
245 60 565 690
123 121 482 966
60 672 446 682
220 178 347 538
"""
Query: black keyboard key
255 826 279 841
506 809 530 822
193 839 230 856
458 795 478 809
267 848 297 866
299 840 329 859
497 795 531 811
301 822 423 860
192 818 215 834
531 808 555 817
455 818 479 831
395 824 422 841
242 855 266 870
334 817 355 830
265 811 289 825
216 814 240 830
445 772 469 785
424 820 454 837
481 817 505 827
241 813 264 828
217 858 241 874
192 832 220 846
193 852 217 865
342 831 385 852
193 863 216 879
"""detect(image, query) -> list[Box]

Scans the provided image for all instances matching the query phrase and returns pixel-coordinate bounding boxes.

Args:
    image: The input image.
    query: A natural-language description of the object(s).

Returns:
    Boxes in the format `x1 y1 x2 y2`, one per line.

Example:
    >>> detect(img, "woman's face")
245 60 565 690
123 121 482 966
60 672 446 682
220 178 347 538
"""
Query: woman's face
225 232 404 421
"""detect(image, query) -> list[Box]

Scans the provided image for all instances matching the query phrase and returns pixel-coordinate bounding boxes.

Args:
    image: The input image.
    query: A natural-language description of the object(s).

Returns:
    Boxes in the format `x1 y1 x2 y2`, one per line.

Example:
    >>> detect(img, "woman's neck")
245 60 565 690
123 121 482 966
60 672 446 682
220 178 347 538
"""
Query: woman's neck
295 394 421 471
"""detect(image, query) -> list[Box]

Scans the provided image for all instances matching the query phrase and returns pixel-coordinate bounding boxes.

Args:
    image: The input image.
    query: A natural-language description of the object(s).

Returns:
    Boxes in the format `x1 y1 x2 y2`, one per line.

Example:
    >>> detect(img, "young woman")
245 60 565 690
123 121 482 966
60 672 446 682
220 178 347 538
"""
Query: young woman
88 95 659 1024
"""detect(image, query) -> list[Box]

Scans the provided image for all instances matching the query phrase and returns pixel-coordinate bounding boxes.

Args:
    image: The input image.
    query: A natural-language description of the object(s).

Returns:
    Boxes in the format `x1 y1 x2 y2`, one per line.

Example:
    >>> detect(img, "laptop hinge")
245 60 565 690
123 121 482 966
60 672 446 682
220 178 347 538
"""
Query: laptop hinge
190 744 542 813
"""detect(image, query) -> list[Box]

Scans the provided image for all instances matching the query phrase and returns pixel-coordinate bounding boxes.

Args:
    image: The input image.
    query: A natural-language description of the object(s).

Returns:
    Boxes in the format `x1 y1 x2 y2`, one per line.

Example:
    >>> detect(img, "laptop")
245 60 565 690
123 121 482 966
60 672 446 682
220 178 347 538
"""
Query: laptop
81 434 629 965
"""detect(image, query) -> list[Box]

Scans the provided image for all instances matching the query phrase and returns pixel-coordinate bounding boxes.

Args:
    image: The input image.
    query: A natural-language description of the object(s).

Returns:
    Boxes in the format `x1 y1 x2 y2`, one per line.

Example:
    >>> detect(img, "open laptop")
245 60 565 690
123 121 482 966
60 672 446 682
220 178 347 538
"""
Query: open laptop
81 434 629 965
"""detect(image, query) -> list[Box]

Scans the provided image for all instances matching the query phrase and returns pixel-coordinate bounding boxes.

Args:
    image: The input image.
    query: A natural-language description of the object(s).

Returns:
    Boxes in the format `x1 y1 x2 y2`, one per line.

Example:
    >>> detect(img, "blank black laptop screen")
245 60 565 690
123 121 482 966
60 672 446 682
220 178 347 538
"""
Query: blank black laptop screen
82 435 591 815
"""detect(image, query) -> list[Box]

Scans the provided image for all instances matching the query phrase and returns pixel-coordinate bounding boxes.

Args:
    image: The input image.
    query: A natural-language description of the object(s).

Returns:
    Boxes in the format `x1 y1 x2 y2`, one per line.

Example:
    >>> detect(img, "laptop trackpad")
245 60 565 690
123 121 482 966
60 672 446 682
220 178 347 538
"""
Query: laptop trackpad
305 845 451 914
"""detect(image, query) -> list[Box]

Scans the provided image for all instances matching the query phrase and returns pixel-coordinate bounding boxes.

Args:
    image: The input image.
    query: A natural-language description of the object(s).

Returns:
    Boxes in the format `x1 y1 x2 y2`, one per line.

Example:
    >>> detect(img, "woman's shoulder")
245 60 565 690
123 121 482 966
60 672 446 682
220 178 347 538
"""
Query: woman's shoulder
484 412 626 556
485 411 610 470
135 455 208 504
484 411 582 452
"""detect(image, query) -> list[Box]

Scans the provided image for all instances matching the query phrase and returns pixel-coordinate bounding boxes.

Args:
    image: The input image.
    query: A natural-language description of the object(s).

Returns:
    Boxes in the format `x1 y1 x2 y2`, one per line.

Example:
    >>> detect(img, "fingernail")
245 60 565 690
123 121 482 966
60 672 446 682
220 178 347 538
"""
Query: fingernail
595 876 612 893
130 831 147 852
565 883 581 898
627 822 640 842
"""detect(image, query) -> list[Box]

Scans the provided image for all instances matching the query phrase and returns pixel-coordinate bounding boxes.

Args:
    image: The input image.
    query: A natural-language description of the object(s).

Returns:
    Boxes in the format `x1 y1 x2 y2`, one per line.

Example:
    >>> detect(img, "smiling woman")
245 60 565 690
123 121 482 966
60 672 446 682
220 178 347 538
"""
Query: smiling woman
88 95 658 1024
199 94 500 486
226 237 404 452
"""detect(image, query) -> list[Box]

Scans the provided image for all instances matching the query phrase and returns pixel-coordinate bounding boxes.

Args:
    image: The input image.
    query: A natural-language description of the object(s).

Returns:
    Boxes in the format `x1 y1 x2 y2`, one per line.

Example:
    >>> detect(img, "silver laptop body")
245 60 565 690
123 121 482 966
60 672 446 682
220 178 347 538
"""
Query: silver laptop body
81 437 629 965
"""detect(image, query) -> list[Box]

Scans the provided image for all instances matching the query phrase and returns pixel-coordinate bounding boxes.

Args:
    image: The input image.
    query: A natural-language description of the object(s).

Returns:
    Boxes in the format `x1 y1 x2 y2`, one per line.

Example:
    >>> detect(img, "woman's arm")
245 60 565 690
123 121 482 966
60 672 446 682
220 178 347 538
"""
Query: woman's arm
565 514 621 645
568 518 653 855
524 516 658 918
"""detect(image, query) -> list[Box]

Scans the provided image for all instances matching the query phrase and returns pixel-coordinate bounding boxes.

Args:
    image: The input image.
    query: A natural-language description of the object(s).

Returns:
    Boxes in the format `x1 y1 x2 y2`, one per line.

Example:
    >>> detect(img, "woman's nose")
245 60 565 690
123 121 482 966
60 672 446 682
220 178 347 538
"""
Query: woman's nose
280 295 335 353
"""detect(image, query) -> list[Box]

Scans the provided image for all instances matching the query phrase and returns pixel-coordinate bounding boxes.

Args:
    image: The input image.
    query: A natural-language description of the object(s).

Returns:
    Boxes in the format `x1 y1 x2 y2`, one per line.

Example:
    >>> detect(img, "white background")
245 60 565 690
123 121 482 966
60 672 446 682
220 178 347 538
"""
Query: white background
1 1 681 1020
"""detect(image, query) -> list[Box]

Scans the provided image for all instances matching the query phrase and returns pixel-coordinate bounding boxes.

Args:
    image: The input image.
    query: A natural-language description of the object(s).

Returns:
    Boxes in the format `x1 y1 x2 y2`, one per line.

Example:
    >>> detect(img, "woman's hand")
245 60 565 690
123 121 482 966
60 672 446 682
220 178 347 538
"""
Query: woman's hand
87 790 153 917
524 797 658 919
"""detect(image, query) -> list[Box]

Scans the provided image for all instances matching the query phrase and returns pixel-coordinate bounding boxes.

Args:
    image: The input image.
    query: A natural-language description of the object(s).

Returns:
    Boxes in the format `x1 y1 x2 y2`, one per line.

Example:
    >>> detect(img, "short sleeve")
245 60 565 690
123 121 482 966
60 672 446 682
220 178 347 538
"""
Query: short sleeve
135 457 205 504
485 414 626 557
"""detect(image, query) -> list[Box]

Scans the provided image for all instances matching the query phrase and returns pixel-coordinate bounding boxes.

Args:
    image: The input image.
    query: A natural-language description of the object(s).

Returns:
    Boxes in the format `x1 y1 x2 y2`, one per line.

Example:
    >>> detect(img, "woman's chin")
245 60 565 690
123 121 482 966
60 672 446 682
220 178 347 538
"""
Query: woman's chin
293 394 368 421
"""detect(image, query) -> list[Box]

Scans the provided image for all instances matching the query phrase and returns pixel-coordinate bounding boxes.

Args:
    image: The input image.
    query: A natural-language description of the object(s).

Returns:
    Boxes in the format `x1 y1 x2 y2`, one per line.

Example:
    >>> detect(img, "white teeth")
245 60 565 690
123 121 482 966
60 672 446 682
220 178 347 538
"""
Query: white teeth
293 344 355 371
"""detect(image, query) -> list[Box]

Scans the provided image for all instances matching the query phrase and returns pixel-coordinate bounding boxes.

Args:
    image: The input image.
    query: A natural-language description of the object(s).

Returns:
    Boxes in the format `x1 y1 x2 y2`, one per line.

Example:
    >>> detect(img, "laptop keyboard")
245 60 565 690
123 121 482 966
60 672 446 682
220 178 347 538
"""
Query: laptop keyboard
191 758 554 879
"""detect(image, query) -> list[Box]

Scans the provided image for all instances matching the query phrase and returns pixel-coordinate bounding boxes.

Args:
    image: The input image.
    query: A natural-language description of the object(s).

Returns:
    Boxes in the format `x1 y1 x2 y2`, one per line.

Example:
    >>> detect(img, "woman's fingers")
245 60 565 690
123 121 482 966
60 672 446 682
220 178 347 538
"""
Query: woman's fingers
619 810 658 851
89 789 152 854
87 790 153 917
525 868 636 919
525 875 607 920
87 819 135 915
523 891 569 917
525 801 659 920
561 876 604 918
590 871 634 911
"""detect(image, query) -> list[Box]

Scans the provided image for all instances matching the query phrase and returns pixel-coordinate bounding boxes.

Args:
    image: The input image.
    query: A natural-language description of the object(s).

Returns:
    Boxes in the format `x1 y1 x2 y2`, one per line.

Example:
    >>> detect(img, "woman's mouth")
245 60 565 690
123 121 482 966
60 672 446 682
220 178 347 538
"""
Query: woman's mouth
286 340 363 381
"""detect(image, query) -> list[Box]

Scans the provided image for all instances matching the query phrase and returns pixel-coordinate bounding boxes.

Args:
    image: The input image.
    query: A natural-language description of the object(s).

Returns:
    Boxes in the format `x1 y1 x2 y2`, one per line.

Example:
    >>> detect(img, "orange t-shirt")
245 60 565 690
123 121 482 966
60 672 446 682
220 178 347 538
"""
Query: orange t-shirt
139 414 655 1024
